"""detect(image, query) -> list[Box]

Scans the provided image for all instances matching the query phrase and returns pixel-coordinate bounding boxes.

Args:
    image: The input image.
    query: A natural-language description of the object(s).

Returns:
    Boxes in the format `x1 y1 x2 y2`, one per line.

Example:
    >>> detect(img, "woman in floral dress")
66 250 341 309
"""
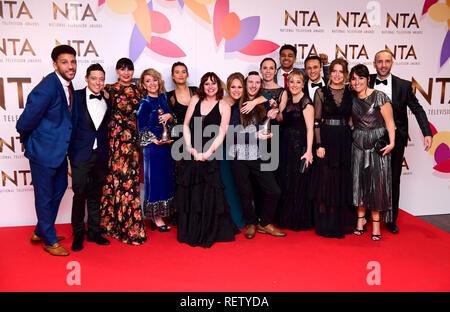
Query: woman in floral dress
100 58 147 245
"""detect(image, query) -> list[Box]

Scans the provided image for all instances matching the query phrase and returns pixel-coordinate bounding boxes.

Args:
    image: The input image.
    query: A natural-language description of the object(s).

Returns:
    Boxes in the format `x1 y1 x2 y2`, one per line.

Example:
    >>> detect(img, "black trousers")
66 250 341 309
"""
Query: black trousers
229 159 280 226
70 150 107 236
390 132 406 224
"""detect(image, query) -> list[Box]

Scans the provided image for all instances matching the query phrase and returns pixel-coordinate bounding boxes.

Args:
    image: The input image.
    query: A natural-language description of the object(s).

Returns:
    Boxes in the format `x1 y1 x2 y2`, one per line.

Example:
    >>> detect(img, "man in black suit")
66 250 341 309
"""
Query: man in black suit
369 50 433 234
68 63 111 251
303 55 329 101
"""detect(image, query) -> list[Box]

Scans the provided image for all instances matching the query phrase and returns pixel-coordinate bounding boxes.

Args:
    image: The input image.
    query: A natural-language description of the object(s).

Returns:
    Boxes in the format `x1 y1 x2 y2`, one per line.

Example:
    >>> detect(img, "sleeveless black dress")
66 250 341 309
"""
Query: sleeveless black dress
175 100 238 247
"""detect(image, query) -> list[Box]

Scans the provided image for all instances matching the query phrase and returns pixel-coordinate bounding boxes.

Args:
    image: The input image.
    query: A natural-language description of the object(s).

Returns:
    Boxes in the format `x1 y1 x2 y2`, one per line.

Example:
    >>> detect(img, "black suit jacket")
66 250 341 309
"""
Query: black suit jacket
68 87 111 163
369 74 432 146
303 76 328 101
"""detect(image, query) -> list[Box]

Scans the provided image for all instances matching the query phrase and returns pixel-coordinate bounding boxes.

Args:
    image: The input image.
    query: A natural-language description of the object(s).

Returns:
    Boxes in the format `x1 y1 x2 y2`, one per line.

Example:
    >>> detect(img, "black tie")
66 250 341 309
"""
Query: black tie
375 79 387 86
311 82 323 88
89 93 102 100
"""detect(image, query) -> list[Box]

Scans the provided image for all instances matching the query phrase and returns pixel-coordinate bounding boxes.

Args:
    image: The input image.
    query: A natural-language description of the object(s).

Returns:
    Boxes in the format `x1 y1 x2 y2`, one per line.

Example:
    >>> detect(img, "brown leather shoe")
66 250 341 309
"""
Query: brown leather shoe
43 243 70 256
244 225 256 239
31 232 65 243
256 224 287 237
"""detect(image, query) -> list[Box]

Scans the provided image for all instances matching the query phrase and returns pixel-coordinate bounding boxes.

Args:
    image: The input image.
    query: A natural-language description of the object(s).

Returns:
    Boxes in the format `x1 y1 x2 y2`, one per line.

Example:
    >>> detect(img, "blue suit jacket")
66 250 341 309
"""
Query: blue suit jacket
68 87 111 163
16 72 73 168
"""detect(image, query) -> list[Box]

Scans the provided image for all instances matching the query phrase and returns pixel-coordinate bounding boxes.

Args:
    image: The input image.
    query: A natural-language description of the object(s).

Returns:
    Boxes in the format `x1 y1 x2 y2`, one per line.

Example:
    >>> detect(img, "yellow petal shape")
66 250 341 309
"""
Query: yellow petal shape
132 0 152 43
428 131 450 155
195 0 216 4
105 0 137 15
428 3 450 22
184 0 212 24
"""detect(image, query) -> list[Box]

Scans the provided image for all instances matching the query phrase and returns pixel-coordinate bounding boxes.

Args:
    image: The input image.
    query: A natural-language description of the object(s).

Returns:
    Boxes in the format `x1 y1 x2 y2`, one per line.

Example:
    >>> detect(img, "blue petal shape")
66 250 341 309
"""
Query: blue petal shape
440 31 450 68
129 24 147 62
224 16 259 53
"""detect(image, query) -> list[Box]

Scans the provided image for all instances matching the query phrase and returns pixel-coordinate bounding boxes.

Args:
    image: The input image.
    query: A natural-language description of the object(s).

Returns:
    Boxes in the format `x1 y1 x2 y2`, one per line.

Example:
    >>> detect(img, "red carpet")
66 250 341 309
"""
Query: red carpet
0 210 449 292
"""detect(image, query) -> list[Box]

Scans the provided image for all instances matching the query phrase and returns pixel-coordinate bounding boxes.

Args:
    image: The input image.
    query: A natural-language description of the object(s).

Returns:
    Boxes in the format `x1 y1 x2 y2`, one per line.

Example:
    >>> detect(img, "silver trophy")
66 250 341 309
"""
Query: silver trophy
157 108 171 142
261 100 278 135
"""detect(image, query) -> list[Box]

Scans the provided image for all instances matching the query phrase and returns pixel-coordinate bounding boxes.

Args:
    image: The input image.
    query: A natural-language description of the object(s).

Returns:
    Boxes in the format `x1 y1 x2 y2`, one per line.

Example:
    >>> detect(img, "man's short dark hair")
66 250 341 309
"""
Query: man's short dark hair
115 57 134 71
86 63 105 77
51 45 76 62
279 44 297 57
304 55 322 68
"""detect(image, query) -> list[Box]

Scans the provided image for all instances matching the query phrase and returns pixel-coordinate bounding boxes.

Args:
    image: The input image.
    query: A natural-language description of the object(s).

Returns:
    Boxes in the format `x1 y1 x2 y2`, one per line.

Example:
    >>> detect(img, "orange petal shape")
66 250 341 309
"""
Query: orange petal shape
150 11 171 34
132 0 152 43
239 40 280 56
428 3 450 22
196 0 216 4
220 12 240 40
147 36 187 58
183 0 211 24
105 0 137 14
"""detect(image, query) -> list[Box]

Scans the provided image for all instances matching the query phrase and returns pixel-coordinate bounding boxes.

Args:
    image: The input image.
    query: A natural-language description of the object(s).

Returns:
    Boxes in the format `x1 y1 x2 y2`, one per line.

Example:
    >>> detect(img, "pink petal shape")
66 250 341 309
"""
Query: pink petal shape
422 0 439 15
224 16 259 53
435 143 450 164
98 0 105 6
239 39 280 56
147 36 186 58
213 0 229 45
433 158 450 173
150 11 171 34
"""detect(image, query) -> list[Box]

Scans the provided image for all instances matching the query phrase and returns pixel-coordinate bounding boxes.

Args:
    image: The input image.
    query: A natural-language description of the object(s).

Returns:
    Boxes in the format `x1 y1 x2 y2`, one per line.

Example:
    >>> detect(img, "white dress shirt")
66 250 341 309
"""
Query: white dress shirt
308 77 325 100
55 71 71 107
86 88 107 149
373 74 392 101
277 68 293 88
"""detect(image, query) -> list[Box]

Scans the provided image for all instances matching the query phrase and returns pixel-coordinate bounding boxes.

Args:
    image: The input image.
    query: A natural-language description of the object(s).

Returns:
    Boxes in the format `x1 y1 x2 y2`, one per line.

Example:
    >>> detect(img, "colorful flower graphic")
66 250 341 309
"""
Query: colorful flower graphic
100 0 186 61
171 0 216 24
422 0 450 67
212 0 279 56
428 122 450 173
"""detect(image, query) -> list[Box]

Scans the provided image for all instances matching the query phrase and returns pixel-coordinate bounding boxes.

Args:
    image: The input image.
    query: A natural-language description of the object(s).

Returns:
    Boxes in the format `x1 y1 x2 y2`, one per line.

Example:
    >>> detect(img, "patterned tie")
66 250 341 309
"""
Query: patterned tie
68 86 72 111
283 73 289 89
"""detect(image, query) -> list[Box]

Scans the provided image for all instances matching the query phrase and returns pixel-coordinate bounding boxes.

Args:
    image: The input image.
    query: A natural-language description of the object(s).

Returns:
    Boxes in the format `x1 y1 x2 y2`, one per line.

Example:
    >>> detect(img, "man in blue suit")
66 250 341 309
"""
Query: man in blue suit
16 45 77 256
68 63 111 251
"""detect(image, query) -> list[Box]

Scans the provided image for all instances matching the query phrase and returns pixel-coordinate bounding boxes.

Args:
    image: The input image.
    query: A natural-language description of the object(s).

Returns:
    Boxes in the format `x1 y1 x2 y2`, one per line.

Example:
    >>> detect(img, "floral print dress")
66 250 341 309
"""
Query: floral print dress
100 82 147 245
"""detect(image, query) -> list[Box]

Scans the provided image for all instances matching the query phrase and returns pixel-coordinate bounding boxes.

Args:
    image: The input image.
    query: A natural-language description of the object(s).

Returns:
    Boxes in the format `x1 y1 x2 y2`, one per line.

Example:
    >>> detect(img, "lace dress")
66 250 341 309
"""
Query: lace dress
311 86 356 238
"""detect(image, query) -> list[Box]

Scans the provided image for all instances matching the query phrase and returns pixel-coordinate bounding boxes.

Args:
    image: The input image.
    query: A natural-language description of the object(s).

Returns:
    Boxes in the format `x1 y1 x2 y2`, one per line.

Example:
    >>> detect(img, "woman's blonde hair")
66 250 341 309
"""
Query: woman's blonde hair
139 68 166 95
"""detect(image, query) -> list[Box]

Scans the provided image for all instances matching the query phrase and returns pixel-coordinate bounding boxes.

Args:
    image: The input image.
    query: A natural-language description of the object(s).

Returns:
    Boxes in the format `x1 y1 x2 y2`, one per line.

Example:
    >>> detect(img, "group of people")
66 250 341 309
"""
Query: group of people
16 43 433 256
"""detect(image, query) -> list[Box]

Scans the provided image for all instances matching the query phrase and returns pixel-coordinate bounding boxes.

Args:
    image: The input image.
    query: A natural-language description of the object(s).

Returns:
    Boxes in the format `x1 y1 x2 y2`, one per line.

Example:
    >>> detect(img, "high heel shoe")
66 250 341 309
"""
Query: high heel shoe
353 216 367 236
371 219 381 241
150 221 171 233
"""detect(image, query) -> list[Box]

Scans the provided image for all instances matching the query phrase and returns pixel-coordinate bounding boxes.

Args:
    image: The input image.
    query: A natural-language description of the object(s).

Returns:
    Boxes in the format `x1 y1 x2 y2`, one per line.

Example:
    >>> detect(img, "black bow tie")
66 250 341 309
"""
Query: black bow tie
89 93 103 100
375 79 388 86
311 82 323 88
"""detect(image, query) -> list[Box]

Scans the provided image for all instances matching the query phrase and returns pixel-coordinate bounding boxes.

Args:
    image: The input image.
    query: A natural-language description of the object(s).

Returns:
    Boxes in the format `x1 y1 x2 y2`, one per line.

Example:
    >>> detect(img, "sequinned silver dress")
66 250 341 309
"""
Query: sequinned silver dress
351 90 393 223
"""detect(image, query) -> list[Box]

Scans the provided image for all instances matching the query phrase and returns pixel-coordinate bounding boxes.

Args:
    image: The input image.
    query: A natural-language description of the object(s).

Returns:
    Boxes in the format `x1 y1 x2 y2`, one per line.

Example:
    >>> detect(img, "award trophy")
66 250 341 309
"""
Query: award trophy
157 108 171 142
261 100 278 135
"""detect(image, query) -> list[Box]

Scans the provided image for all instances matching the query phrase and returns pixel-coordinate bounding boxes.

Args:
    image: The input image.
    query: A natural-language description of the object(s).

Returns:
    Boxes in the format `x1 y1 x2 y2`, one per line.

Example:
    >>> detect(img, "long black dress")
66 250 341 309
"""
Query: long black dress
276 94 314 230
175 100 238 247
312 86 356 238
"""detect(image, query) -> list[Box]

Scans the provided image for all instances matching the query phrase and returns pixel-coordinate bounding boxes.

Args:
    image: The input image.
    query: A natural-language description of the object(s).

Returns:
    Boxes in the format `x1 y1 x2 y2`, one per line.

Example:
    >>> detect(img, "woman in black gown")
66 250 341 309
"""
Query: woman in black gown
312 58 356 238
175 72 238 247
275 70 315 230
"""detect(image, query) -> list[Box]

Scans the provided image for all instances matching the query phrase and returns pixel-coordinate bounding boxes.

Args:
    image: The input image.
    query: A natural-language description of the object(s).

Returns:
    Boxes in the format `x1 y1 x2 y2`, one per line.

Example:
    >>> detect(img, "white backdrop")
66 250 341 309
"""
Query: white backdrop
0 0 449 227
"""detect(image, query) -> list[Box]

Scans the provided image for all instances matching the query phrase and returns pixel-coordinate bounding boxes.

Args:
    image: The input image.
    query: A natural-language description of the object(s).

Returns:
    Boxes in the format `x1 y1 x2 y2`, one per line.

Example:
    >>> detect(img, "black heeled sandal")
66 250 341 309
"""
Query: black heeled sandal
372 219 381 241
353 216 367 236
150 220 171 233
